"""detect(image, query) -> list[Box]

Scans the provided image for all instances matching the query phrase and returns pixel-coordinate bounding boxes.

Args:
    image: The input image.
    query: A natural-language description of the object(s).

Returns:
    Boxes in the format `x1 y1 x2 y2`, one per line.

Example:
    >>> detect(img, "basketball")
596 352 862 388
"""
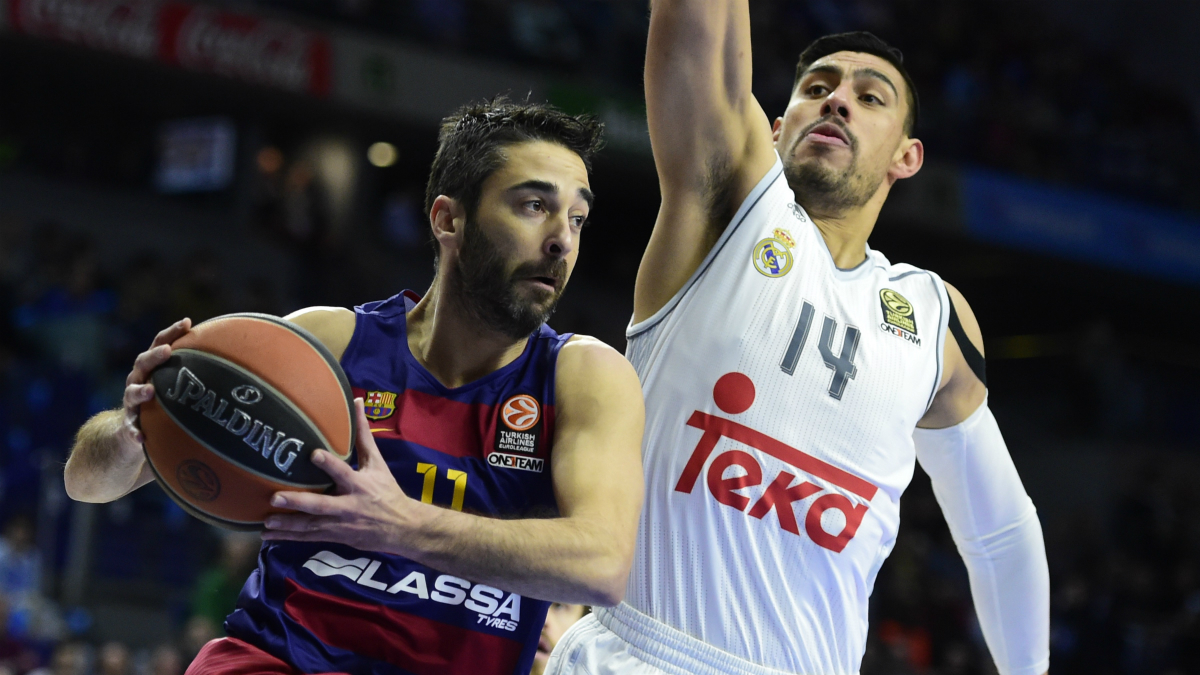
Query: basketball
139 313 356 531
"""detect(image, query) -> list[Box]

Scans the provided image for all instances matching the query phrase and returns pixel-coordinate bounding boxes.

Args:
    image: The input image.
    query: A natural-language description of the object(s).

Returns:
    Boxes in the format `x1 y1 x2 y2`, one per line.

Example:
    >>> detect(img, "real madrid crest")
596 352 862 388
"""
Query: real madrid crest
752 236 793 278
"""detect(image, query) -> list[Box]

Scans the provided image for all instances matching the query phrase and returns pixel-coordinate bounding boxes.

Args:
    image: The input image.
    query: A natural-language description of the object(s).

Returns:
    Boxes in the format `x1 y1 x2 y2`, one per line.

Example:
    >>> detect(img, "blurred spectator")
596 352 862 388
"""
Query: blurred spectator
13 234 115 378
27 641 88 675
531 603 587 675
0 593 41 674
94 643 128 675
380 189 425 250
180 616 216 667
145 644 182 675
168 252 224 325
0 515 40 605
510 0 582 64
188 532 258 635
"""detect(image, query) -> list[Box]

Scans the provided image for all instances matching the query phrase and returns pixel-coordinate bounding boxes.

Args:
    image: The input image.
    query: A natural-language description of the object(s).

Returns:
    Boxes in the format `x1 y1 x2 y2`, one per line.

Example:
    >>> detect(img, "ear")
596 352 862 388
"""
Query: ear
889 137 924 181
772 117 785 143
430 195 467 255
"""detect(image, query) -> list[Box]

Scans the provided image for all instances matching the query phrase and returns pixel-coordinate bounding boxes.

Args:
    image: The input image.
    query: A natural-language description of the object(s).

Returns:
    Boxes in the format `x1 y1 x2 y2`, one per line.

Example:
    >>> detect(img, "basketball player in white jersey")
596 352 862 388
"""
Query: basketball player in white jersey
546 5 1050 675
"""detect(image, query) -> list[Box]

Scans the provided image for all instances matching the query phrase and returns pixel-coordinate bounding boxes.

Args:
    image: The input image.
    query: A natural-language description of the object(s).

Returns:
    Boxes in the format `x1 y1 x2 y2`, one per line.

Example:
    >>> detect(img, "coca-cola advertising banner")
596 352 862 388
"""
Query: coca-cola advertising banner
6 0 332 96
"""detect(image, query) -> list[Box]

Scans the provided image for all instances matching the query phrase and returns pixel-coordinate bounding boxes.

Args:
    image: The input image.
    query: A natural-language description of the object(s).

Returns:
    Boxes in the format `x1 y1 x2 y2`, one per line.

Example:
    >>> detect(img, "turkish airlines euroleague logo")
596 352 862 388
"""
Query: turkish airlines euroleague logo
675 372 879 553
490 394 544 472
501 395 540 431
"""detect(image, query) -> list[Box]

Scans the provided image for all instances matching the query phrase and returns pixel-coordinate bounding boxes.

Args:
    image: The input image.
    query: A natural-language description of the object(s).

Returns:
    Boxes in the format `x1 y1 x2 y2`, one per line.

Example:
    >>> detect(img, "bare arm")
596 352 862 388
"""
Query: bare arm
918 282 986 428
64 319 192 503
284 306 357 360
635 0 778 322
263 337 646 606
917 285 1050 675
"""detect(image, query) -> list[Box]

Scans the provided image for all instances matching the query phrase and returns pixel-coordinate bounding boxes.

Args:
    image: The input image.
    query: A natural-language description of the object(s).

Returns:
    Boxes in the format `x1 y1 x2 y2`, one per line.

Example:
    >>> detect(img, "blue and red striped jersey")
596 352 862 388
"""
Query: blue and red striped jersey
225 291 569 675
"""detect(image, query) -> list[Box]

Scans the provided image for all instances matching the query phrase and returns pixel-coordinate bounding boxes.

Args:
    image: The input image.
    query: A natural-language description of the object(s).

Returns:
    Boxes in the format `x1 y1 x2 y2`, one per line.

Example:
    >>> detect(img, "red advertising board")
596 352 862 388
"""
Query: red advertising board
7 0 332 97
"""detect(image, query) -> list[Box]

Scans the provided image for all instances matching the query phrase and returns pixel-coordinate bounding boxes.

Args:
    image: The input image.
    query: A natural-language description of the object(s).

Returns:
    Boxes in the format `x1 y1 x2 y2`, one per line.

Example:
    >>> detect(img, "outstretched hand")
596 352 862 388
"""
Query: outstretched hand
261 399 423 555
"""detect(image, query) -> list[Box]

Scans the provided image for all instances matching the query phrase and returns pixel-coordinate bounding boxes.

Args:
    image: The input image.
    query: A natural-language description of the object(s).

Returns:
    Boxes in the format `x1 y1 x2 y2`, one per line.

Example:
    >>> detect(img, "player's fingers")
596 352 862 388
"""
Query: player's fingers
260 528 337 543
150 318 191 348
310 449 359 493
123 383 155 411
127 345 172 386
270 490 341 516
352 399 384 471
261 512 332 532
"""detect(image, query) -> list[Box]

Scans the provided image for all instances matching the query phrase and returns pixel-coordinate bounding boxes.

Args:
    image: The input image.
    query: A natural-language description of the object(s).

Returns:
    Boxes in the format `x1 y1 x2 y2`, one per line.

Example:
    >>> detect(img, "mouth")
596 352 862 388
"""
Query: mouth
535 635 552 658
521 276 560 293
804 122 850 148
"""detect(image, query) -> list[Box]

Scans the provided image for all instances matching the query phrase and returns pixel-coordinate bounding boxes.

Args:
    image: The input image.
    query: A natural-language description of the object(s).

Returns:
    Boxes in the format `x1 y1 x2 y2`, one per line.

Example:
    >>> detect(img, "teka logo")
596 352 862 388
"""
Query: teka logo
675 372 878 553
302 551 522 631
501 394 540 431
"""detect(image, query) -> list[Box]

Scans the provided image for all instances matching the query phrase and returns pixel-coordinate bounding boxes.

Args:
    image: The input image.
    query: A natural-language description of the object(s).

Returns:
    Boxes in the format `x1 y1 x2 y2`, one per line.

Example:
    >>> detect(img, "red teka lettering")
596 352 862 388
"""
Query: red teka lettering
706 450 762 511
676 372 879 552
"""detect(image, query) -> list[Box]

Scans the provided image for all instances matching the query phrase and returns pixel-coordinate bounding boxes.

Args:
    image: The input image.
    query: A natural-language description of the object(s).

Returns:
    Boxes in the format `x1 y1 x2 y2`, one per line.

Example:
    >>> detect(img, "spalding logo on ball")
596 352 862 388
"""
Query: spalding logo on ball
140 313 356 531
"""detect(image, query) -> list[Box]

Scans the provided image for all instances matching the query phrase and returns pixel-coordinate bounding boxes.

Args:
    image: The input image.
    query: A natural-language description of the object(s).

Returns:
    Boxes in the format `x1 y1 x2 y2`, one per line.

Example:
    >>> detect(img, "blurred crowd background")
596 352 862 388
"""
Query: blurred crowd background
1 0 1198 674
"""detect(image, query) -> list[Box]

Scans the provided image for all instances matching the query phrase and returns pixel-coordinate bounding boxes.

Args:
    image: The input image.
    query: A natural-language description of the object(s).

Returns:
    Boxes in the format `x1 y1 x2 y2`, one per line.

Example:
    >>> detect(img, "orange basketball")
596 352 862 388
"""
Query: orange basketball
140 313 356 531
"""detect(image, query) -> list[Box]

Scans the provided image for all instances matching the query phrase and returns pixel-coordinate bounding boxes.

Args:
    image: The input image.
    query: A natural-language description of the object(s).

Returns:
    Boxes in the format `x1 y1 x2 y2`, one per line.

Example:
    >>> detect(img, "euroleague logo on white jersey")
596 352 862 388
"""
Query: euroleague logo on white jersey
879 288 921 346
675 372 879 553
490 394 544 472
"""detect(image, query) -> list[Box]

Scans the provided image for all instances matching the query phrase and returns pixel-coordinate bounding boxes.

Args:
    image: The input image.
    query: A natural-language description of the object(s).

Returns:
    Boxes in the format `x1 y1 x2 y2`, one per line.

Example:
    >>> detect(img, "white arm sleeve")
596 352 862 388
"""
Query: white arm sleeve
912 402 1050 675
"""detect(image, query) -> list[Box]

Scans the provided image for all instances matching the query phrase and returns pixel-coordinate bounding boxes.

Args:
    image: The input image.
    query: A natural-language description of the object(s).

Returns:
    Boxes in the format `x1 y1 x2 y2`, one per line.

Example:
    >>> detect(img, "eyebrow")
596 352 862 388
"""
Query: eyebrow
506 180 594 209
803 64 899 100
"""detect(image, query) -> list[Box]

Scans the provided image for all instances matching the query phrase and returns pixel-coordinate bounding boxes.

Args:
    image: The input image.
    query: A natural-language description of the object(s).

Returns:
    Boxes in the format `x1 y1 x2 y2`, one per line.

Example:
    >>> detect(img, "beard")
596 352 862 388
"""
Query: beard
450 219 568 340
783 116 884 215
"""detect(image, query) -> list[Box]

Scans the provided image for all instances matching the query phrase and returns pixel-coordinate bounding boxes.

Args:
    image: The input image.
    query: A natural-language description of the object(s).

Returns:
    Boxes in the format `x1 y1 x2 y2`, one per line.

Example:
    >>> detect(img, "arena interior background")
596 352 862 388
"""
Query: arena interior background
0 1 1198 673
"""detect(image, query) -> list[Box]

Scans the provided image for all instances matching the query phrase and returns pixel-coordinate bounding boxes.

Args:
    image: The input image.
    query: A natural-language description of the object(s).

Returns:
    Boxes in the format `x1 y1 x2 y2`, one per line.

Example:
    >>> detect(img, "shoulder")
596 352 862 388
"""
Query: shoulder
555 336 642 404
284 306 357 361
557 335 637 379
943 281 985 355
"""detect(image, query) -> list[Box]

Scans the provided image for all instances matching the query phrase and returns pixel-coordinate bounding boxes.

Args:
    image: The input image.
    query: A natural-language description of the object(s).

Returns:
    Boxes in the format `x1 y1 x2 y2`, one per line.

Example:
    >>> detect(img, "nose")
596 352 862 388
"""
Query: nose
544 213 576 258
820 84 852 122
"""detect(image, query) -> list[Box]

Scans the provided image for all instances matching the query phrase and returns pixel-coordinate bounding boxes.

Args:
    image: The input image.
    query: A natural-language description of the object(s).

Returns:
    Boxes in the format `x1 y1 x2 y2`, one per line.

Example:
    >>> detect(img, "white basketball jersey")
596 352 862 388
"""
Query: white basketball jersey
624 157 950 674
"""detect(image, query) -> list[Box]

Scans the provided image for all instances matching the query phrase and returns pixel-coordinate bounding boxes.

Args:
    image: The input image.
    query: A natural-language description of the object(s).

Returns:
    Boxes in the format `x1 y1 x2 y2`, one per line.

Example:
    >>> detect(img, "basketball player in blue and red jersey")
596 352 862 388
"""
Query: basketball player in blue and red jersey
64 100 646 675
547 6 1050 675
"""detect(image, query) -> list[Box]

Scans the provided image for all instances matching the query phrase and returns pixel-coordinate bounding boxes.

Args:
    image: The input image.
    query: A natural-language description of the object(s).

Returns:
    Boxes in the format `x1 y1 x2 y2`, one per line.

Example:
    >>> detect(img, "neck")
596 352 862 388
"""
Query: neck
405 276 530 389
803 181 890 270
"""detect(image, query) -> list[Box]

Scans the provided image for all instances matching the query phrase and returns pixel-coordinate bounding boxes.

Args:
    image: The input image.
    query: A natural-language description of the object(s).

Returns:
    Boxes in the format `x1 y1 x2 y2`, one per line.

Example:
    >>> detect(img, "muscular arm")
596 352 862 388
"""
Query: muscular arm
64 308 355 504
64 320 192 503
916 285 1050 675
636 0 777 322
263 337 646 606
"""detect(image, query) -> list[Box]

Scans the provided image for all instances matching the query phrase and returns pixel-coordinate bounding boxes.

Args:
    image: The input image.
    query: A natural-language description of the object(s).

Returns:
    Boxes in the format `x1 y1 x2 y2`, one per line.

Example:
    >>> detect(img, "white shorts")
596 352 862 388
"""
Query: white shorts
545 602 798 675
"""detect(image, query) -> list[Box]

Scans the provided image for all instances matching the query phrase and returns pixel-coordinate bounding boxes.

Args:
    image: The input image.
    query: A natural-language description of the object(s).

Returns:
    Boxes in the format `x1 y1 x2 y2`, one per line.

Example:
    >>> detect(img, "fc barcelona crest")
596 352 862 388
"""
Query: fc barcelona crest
364 391 397 420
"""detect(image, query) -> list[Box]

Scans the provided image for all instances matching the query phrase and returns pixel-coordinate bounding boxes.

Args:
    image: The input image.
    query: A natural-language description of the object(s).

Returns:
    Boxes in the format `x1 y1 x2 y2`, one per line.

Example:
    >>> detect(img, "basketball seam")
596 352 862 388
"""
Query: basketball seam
198 313 356 459
143 447 263 531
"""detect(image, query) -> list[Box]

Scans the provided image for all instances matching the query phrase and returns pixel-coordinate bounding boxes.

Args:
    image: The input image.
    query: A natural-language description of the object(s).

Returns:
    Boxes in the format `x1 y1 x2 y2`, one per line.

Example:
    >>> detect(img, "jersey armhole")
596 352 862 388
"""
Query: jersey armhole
338 309 367 371
924 271 952 413
627 156 786 339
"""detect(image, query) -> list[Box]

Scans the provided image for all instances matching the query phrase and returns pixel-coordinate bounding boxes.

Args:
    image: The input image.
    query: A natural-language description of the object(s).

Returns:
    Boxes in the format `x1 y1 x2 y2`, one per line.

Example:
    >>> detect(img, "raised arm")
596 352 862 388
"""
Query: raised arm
636 0 778 322
262 337 646 606
64 308 355 504
915 285 1050 675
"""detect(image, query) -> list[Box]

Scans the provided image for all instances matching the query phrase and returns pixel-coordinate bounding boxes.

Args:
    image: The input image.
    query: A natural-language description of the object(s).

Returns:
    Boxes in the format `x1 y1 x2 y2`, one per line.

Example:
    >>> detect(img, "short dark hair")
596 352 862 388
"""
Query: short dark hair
424 98 604 254
793 32 919 135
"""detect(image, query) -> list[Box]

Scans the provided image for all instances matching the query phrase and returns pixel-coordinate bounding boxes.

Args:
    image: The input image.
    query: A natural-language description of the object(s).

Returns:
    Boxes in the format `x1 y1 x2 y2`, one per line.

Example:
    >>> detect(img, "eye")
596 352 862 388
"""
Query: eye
860 94 882 105
524 199 544 212
571 215 587 229
807 84 828 97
